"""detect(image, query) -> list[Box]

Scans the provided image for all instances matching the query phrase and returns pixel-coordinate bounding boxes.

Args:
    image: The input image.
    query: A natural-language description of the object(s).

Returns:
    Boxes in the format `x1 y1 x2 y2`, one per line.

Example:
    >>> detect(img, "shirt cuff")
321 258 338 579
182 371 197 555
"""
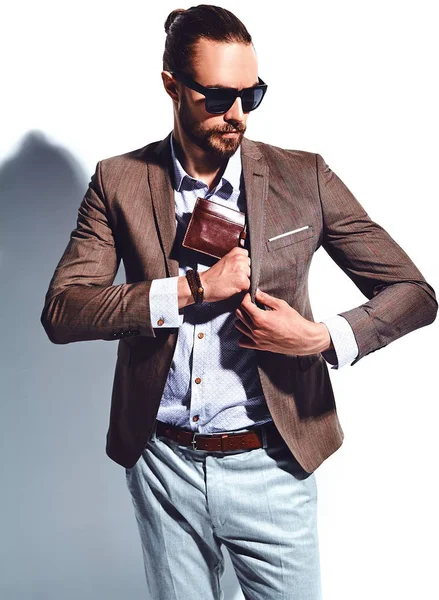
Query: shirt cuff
149 276 184 328
319 315 359 369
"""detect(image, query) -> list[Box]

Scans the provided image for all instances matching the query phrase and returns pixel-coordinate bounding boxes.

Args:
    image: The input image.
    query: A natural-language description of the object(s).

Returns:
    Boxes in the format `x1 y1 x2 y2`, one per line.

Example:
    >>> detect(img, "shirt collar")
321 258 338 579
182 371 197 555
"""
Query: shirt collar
169 131 241 194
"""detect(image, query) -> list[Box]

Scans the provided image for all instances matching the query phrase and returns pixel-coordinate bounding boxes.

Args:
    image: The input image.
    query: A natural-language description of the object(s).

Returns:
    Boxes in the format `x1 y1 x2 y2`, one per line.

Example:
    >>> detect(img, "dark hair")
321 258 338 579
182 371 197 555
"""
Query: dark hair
163 5 253 77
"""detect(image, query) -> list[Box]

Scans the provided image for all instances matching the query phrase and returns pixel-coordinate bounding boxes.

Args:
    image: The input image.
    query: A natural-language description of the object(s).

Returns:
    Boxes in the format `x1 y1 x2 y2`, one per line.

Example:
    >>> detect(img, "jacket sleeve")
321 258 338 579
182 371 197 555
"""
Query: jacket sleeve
40 161 156 344
316 153 437 366
320 314 359 369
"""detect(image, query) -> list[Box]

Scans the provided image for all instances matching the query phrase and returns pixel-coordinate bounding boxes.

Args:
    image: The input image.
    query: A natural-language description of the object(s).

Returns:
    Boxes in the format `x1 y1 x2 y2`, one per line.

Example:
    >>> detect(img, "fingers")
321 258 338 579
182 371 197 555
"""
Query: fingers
237 335 256 349
235 306 253 329
255 288 280 308
239 292 260 318
234 318 254 339
229 246 248 257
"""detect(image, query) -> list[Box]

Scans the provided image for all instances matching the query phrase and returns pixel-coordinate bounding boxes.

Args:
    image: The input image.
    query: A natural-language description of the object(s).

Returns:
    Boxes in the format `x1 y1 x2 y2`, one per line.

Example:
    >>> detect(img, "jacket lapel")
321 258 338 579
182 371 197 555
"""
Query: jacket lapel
146 132 270 297
241 137 269 303
148 131 179 277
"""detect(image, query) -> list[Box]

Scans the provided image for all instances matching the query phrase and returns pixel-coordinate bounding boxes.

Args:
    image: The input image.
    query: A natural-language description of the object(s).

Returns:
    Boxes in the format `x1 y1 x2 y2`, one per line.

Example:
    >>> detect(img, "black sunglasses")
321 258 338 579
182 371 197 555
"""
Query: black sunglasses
171 71 268 114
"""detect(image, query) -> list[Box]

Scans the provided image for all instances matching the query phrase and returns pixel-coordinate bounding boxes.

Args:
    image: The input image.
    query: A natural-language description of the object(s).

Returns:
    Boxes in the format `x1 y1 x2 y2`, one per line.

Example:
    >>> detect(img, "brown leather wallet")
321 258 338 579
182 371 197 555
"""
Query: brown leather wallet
182 197 247 259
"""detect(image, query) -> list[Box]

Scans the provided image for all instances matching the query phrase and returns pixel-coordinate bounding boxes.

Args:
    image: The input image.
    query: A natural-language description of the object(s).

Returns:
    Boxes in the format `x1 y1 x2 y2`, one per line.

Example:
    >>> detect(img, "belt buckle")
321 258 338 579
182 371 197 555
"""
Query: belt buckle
191 432 227 451
191 432 202 450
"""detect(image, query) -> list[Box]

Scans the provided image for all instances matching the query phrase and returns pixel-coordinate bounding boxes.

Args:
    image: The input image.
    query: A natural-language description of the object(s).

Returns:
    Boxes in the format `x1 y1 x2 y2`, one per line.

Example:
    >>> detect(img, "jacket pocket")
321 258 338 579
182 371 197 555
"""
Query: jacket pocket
265 225 315 252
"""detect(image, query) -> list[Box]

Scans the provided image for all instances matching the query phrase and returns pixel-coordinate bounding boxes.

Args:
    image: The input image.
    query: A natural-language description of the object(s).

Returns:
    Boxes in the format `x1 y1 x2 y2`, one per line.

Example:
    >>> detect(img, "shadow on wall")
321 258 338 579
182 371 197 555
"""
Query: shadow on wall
0 130 92 385
0 131 244 600
0 131 88 340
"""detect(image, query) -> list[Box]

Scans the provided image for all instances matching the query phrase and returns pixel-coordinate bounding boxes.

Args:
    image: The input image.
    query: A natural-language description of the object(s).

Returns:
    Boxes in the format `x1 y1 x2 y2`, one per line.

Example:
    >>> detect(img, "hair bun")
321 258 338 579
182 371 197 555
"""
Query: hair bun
164 9 186 34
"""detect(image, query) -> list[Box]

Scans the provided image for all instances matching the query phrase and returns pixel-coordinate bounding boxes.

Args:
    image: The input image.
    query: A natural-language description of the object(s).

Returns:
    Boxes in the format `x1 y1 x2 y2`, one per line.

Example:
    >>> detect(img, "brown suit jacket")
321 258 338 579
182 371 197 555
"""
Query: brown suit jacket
40 132 438 472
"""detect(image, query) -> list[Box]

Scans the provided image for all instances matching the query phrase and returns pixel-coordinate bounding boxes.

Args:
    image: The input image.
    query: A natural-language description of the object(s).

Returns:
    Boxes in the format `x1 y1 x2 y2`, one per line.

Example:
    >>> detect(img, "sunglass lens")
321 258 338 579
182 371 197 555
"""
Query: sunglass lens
242 88 264 112
206 96 235 114
205 88 265 114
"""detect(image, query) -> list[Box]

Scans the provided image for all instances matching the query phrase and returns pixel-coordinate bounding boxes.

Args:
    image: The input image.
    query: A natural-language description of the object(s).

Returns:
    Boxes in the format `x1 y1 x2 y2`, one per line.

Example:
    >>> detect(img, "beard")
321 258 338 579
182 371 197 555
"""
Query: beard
178 93 246 160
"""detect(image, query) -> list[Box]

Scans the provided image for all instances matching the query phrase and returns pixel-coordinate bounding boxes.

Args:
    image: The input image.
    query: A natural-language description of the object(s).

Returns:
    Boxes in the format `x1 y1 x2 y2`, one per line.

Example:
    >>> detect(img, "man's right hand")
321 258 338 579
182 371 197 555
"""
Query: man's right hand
200 247 251 302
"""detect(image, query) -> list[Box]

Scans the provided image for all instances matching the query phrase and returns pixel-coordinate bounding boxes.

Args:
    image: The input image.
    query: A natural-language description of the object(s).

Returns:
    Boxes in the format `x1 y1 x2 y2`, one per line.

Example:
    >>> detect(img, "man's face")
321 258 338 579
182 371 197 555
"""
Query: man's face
176 39 259 159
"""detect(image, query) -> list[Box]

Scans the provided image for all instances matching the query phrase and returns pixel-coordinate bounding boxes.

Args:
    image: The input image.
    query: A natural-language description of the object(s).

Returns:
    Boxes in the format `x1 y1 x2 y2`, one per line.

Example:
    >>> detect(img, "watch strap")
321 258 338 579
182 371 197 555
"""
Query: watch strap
186 269 204 304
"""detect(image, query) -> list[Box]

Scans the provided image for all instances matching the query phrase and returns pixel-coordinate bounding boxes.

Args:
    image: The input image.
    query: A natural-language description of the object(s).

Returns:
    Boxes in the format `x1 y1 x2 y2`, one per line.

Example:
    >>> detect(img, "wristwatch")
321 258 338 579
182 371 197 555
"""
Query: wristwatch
186 269 204 304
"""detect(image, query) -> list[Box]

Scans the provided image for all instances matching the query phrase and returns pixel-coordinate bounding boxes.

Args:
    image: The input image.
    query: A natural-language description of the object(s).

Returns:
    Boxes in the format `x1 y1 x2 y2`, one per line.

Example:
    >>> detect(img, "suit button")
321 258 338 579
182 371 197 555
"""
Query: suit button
192 415 199 422
195 377 201 384
157 318 165 326
197 332 204 339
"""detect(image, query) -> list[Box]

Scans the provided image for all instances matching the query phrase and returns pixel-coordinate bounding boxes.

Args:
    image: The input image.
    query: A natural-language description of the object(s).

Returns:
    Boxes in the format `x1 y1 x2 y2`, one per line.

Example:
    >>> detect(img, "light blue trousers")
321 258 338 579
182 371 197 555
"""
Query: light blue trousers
125 421 322 600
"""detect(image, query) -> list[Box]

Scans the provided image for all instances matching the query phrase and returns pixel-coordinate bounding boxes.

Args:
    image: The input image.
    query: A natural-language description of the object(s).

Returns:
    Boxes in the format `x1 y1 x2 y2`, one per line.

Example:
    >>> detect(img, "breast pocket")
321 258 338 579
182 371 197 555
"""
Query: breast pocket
265 225 315 252
260 224 317 303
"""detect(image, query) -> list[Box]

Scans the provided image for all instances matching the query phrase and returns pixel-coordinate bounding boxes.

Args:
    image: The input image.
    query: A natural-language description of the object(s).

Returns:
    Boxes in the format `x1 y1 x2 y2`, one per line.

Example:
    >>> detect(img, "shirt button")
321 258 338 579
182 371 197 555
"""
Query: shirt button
157 318 164 326
195 377 202 384
197 332 204 339
192 415 199 422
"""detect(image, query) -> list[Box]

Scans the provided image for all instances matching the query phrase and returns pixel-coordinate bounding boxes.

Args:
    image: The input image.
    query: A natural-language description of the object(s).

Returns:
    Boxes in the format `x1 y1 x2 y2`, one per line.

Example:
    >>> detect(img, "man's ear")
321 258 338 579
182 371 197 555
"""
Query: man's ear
161 71 179 103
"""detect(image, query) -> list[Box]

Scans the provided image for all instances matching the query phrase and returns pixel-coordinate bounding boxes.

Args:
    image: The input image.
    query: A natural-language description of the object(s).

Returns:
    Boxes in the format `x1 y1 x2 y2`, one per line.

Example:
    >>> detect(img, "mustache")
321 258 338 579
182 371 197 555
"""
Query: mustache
216 126 246 134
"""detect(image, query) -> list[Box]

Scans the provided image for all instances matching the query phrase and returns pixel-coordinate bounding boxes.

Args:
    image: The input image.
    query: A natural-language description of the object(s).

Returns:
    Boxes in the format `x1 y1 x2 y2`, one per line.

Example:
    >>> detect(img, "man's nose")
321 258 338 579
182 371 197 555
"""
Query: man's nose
224 96 244 123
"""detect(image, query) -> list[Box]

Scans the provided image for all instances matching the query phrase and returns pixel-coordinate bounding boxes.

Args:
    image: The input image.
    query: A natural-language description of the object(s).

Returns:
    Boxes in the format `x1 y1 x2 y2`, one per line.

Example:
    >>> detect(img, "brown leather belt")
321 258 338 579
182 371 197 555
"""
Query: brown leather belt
155 419 284 452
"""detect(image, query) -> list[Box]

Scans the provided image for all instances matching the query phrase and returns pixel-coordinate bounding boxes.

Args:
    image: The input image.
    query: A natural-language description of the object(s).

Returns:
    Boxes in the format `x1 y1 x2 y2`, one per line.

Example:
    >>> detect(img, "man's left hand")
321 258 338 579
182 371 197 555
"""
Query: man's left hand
235 289 332 355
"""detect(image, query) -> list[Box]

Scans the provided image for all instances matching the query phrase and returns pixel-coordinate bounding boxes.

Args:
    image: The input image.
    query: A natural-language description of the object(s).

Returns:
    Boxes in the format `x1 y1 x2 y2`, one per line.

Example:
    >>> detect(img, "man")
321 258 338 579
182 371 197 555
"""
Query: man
40 5 437 600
